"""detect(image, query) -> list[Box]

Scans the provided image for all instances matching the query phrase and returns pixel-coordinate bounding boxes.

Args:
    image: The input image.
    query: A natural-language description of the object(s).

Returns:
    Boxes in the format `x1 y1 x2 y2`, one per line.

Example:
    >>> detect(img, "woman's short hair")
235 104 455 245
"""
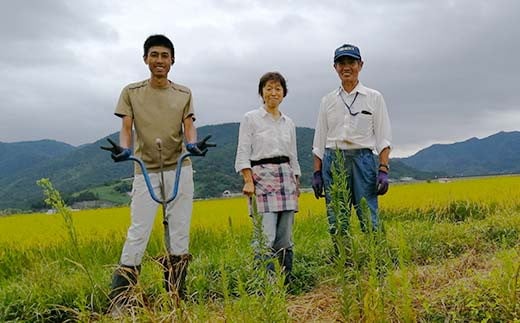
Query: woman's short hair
258 72 288 97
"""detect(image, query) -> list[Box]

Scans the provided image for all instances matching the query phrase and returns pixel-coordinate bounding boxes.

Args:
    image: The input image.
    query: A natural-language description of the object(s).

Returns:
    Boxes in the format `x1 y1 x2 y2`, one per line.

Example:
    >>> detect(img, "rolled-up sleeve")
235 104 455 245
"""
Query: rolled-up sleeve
374 94 392 154
114 87 133 118
235 114 253 172
312 98 327 160
289 122 301 176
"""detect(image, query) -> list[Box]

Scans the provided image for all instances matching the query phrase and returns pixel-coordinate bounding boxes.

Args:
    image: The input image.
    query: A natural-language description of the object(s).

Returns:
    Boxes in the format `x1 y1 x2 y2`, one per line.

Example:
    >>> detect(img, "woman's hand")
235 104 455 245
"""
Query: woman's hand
241 168 255 196
242 182 255 196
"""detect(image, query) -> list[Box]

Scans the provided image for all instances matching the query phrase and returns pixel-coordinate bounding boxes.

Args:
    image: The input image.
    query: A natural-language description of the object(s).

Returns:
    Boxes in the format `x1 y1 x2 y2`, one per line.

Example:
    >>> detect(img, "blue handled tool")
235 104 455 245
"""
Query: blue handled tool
101 136 215 254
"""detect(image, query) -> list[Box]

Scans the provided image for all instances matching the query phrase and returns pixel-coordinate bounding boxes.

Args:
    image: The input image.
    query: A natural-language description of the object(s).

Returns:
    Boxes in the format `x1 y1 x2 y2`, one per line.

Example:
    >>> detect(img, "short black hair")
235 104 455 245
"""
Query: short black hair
258 72 288 97
143 34 175 57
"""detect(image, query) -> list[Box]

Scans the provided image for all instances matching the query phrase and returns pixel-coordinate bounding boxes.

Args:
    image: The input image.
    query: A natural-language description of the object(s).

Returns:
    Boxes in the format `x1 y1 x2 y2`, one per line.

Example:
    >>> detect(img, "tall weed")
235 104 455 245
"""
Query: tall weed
327 150 414 321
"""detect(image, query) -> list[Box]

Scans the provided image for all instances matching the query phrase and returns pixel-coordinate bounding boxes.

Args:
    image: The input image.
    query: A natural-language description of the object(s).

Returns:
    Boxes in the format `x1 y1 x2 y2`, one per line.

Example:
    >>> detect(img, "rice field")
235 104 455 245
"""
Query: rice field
1 175 519 321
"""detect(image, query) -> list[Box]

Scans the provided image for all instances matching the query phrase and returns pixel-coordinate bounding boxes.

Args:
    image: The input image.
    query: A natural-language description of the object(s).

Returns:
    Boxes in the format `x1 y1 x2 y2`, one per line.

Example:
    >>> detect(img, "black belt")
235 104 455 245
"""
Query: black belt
251 156 290 167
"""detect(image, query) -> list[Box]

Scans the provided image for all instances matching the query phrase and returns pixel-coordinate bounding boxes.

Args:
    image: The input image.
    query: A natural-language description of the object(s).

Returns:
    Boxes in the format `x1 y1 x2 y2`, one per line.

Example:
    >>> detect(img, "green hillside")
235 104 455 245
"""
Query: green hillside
0 140 74 178
400 131 520 176
0 123 442 211
0 134 133 210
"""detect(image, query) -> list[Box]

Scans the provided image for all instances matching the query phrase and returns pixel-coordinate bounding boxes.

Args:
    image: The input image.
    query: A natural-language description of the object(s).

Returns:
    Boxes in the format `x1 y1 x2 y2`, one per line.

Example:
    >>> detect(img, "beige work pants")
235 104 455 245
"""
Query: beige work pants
120 165 194 266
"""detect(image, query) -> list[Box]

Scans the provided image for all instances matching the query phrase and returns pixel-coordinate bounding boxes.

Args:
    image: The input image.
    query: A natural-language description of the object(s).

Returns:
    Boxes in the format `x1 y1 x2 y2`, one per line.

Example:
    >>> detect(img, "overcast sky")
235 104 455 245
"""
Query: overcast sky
1 0 518 157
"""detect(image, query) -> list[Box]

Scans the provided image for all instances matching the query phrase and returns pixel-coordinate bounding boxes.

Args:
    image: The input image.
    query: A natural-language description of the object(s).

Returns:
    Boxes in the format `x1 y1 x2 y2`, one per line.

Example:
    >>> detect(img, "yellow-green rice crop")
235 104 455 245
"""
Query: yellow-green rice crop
380 175 520 211
1 176 518 250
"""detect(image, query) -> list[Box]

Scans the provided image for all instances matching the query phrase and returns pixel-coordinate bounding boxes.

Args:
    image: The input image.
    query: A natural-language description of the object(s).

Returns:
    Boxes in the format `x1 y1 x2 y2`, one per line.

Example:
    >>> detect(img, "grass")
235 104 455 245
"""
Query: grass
71 181 131 206
0 175 519 321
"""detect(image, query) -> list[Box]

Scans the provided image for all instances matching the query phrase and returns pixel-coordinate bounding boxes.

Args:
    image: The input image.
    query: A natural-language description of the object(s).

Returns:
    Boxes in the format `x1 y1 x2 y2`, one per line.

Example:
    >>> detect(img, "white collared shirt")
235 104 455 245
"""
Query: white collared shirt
235 106 301 176
312 82 392 159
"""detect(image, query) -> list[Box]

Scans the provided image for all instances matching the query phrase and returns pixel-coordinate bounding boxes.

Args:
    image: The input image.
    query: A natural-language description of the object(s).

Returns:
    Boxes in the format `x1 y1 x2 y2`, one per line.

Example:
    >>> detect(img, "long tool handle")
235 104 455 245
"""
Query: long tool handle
156 138 171 254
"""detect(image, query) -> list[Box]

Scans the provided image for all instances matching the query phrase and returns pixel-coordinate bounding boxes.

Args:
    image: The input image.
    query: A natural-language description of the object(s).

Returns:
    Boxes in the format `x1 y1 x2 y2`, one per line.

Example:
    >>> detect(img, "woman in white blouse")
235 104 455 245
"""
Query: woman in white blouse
235 72 301 284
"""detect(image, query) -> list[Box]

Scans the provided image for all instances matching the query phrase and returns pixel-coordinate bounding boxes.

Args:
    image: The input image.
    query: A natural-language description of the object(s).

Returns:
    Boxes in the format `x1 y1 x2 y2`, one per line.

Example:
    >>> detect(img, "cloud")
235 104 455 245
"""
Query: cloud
0 0 117 66
0 0 518 158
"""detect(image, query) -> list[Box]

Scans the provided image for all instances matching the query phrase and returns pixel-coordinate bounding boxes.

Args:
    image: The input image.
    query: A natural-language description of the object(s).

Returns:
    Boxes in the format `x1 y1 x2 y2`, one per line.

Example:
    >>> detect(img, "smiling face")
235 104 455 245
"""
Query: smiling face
334 56 363 86
144 45 174 78
261 80 285 109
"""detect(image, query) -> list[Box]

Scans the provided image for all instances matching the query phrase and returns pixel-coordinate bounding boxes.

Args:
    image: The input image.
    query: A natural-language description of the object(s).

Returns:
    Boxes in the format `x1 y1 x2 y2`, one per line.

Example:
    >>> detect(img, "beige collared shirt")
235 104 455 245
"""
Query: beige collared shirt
235 106 301 176
115 79 194 173
312 82 392 159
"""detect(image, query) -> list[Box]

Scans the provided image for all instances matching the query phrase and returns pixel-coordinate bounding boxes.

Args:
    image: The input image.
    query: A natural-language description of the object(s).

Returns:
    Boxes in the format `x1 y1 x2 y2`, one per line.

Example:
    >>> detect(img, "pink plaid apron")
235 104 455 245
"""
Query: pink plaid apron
249 162 298 214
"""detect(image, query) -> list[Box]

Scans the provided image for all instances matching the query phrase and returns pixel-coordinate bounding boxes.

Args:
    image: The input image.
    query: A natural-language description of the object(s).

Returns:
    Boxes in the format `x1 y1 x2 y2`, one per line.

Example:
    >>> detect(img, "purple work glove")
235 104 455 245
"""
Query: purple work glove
100 138 132 162
376 170 389 195
186 135 216 156
312 170 325 199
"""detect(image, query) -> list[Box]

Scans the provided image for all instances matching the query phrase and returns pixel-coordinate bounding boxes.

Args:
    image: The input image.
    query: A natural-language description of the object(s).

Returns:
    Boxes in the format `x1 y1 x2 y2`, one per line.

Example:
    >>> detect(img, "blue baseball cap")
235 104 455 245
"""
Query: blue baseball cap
334 44 362 62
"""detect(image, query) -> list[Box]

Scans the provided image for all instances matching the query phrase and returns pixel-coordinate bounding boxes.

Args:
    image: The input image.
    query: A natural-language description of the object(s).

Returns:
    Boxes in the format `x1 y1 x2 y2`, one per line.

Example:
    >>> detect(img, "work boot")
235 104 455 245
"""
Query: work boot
278 248 294 285
108 265 140 316
161 254 192 300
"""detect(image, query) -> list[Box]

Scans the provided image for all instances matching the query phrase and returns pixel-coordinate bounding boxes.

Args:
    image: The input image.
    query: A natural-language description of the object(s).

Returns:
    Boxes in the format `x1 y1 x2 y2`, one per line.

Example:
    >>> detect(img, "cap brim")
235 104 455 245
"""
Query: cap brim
334 53 361 61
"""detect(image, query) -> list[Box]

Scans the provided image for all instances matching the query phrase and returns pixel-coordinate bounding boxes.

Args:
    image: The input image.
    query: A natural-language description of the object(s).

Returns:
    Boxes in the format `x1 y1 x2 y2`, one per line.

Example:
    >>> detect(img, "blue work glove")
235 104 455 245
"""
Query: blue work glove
100 138 132 162
186 135 216 156
376 170 389 195
312 170 325 199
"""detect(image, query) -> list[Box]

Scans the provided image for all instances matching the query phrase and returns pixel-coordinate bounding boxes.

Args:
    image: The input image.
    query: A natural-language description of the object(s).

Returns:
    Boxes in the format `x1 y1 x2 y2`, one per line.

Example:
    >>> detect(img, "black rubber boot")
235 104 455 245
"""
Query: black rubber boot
254 252 276 273
161 254 192 300
108 265 140 315
278 248 294 285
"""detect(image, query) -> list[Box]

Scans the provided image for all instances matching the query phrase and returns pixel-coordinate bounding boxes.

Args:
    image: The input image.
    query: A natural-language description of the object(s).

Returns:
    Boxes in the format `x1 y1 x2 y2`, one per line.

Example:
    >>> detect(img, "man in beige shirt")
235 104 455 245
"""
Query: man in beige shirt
106 34 208 312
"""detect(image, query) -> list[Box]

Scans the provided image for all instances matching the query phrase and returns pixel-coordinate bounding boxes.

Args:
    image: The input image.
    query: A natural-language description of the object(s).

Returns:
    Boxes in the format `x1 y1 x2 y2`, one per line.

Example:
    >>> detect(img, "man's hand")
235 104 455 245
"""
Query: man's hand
100 138 132 162
312 170 325 199
186 135 216 156
376 170 389 195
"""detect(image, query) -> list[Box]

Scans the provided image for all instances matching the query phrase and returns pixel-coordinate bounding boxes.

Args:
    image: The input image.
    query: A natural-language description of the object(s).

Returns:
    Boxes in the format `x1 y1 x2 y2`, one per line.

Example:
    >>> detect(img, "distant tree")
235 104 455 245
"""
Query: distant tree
114 181 132 193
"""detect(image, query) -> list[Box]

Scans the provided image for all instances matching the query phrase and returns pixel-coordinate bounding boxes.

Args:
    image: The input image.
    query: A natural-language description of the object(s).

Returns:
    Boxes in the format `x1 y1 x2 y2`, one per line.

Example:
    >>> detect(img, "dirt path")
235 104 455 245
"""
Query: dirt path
287 284 343 322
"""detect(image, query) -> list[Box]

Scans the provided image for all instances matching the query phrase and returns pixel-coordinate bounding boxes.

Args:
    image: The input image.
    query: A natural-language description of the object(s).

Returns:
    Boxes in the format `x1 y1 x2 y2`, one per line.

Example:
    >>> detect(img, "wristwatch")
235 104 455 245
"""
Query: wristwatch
379 164 390 171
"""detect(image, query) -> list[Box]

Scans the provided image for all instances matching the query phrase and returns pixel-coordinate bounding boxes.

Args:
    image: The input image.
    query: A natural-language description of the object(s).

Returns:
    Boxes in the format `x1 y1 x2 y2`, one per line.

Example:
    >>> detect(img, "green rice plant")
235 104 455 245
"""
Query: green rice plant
381 199 497 223
290 213 331 294
35 178 108 321
173 196 291 322
326 150 411 321
388 208 520 266
242 197 288 321
2 175 519 321
445 200 494 222
419 248 520 321
385 224 416 322
488 248 520 319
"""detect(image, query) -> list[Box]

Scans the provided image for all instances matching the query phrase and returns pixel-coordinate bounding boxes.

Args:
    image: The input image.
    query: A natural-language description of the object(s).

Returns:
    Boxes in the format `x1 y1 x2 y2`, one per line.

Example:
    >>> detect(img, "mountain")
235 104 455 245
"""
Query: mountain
387 159 444 180
399 131 520 176
0 123 444 211
0 135 132 210
0 140 75 179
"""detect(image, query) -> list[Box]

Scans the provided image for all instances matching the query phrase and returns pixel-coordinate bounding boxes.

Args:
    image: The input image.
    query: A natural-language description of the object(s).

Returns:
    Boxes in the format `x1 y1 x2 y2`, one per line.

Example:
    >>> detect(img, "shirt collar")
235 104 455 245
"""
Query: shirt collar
259 105 286 120
336 81 368 96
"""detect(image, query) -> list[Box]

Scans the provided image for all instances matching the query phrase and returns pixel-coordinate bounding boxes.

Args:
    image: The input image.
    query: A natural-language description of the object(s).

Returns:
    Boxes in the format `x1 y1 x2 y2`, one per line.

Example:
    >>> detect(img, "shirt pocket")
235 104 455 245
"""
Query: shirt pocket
351 114 373 136
280 126 292 149
254 127 273 148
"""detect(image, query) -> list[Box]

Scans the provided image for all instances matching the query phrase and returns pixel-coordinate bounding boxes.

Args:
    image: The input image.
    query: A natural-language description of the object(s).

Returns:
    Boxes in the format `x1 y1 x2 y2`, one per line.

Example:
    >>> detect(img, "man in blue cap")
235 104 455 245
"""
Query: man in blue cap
311 44 392 252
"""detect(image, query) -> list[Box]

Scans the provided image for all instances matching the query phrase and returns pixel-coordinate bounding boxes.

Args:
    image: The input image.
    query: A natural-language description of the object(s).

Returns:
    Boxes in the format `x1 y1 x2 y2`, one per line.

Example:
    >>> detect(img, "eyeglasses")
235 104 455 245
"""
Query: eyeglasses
339 91 359 116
